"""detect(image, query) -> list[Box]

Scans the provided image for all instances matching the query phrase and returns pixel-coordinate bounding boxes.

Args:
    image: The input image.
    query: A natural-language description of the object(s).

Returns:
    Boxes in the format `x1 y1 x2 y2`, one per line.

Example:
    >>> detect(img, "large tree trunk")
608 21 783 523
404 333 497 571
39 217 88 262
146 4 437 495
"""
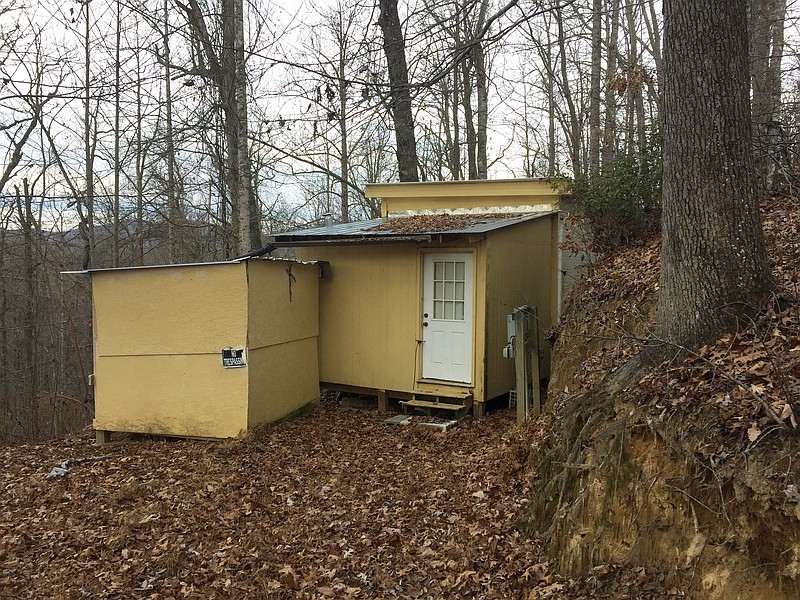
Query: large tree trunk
164 0 181 262
113 0 121 267
180 0 256 254
337 21 350 223
657 0 773 349
544 20 556 177
377 0 419 182
15 180 38 438
83 1 96 268
135 43 145 267
233 0 259 252
462 58 478 179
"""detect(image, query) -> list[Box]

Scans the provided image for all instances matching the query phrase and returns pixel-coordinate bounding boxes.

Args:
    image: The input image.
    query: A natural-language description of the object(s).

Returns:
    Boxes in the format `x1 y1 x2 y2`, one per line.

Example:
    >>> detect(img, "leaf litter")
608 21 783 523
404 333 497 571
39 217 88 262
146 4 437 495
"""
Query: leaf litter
1 405 682 598
1 407 541 598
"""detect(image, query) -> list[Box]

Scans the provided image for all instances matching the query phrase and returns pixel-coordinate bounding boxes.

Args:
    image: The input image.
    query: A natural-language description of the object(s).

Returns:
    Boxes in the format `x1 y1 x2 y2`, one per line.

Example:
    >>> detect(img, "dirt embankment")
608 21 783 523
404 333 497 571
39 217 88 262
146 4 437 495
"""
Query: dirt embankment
526 195 800 599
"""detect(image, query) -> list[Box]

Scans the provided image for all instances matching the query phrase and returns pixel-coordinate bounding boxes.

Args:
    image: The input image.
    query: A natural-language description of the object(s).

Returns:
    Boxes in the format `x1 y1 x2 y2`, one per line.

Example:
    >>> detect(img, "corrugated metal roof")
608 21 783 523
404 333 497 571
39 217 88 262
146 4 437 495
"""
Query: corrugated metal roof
269 212 555 245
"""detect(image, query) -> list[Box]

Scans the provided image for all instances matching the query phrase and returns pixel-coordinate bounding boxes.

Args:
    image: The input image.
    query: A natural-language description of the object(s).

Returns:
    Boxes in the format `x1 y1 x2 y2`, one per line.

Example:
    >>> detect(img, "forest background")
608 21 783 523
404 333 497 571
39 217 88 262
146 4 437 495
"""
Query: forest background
0 0 794 442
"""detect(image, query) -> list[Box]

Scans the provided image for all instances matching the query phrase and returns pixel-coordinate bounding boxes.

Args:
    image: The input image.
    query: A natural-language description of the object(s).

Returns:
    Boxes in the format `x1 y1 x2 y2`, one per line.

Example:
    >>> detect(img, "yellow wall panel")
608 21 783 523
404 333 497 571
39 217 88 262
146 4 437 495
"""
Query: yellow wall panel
93 354 248 438
91 259 320 439
297 244 422 392
365 179 563 217
247 337 320 426
298 243 488 401
92 264 248 357
247 260 319 349
484 215 558 399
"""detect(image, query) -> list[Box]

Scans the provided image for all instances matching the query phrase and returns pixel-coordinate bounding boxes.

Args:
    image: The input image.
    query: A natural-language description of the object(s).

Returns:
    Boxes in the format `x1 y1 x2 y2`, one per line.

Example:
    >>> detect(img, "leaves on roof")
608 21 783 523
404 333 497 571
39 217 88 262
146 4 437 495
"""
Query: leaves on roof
371 213 521 234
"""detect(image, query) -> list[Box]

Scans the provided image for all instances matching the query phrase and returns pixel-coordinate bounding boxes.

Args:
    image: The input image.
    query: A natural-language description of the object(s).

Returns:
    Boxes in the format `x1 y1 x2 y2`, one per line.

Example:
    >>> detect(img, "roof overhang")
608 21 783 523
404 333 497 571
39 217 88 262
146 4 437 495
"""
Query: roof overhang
268 211 557 248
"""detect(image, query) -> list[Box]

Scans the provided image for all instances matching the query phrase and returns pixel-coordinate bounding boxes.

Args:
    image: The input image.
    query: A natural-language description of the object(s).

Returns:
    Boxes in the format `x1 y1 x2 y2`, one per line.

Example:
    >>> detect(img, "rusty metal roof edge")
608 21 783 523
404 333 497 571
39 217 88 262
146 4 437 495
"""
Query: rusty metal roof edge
60 256 318 276
270 234 434 247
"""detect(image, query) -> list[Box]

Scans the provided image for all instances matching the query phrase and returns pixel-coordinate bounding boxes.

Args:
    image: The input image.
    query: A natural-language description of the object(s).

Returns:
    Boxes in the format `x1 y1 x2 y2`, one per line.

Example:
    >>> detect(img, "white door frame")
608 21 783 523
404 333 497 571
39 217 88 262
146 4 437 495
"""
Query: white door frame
420 252 474 384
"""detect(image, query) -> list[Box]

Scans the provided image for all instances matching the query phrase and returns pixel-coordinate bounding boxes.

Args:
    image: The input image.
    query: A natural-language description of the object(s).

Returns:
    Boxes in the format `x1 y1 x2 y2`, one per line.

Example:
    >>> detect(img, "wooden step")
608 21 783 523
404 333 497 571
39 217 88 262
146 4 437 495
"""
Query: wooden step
399 399 466 411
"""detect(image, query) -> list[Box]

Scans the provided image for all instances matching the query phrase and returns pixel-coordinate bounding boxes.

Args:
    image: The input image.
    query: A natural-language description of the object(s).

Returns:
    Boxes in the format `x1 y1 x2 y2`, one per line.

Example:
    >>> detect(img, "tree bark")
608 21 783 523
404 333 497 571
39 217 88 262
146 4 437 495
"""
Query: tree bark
462 58 478 179
337 11 350 223
113 0 121 267
657 0 773 349
179 0 256 254
233 0 259 252
135 40 145 267
164 0 181 262
588 0 602 179
473 41 488 179
750 0 787 191
556 5 581 177
83 1 96 268
602 0 620 167
377 0 419 182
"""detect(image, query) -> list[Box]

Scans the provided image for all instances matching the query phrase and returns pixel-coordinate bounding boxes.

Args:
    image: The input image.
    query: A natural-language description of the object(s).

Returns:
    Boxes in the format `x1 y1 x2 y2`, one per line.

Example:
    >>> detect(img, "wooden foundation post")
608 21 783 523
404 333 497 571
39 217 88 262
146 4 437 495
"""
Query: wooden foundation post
377 390 389 413
95 430 112 445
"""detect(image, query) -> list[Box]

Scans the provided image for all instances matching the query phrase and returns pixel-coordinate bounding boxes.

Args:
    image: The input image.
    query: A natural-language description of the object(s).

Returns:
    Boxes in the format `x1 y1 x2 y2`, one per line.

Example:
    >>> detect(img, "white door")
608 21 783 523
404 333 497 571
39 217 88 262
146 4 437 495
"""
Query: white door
421 253 474 383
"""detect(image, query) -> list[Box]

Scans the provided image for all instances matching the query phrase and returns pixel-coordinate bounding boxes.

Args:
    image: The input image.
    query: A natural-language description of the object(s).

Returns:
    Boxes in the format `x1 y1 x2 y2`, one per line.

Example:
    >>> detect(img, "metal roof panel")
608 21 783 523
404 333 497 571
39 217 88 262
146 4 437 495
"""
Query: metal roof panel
269 212 556 245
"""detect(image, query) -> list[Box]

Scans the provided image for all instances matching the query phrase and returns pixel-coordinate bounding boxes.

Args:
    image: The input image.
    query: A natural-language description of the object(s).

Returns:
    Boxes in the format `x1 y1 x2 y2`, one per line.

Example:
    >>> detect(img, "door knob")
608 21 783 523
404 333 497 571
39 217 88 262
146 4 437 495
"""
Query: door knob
423 321 429 327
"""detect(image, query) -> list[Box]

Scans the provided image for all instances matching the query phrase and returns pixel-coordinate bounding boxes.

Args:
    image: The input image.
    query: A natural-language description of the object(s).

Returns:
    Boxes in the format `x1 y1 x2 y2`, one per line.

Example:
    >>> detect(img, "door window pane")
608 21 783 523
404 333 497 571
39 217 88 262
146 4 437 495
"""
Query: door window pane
429 257 468 322
444 302 454 320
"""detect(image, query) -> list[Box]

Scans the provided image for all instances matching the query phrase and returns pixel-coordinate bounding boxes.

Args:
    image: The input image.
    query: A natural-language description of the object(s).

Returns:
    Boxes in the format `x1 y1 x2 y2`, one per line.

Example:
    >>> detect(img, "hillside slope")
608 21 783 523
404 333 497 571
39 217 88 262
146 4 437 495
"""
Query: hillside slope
526 194 800 599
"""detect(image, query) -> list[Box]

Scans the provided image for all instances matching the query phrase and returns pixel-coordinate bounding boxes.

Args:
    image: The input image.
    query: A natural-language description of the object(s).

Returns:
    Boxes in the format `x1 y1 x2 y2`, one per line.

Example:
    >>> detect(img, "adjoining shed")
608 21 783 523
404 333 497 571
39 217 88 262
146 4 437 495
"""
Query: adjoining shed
82 258 320 441
269 178 565 417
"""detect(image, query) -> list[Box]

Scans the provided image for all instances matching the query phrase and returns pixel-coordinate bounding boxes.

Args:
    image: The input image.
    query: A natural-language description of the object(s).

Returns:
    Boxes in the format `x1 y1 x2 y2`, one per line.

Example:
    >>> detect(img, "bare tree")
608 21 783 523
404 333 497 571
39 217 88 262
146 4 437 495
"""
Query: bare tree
377 0 419 182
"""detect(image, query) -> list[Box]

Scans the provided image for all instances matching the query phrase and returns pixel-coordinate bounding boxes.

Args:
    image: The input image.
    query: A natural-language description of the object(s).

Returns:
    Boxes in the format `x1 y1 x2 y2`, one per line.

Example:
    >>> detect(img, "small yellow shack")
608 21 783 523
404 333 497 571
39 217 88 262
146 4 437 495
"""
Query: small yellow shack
85 258 320 441
270 178 563 417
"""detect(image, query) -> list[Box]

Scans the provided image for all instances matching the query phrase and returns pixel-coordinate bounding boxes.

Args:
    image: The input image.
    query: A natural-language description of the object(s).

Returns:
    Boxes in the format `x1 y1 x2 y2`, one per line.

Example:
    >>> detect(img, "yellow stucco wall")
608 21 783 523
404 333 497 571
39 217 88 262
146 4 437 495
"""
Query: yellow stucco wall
247 337 319 426
297 244 421 393
483 215 558 399
365 179 563 217
93 355 249 438
247 259 319 349
92 263 250 438
92 259 320 439
246 260 320 427
93 263 248 357
297 243 488 401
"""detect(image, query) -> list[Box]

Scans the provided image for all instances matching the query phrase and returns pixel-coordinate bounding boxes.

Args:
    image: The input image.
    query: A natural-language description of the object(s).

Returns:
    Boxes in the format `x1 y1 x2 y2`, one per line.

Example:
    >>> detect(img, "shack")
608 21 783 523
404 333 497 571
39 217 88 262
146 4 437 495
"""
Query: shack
269 178 564 417
84 258 320 441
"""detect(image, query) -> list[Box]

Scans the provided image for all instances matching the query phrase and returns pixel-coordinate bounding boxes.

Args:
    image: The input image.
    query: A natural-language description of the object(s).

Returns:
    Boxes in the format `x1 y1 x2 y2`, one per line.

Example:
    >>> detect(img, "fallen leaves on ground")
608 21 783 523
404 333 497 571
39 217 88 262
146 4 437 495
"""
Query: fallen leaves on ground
0 407 682 598
551 193 800 447
1 407 544 598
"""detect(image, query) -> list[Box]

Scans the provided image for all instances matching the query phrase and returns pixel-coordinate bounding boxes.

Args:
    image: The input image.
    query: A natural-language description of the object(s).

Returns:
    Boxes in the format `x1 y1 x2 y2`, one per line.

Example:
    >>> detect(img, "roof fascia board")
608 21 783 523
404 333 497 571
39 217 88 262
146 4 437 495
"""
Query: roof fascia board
365 178 568 199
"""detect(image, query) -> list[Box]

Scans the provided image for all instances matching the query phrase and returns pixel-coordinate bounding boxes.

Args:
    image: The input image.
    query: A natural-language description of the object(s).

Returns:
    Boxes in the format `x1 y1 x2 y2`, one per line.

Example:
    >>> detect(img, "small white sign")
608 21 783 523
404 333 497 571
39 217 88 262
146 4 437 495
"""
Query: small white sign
221 348 246 368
